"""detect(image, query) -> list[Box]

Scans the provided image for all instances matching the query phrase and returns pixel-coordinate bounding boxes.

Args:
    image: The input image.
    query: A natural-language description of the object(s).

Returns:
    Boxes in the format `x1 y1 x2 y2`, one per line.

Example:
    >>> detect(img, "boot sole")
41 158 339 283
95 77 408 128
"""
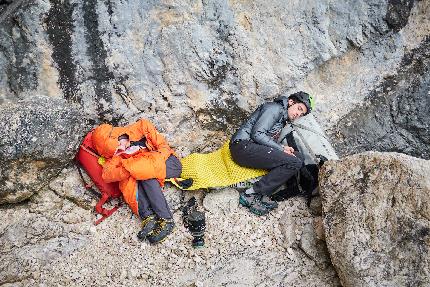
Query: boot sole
262 203 278 210
240 196 270 215
137 221 157 240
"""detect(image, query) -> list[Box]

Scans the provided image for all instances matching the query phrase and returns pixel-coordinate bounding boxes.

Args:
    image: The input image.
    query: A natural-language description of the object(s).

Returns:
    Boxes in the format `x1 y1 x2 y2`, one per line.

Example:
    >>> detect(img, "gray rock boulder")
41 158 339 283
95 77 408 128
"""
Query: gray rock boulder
49 167 97 210
0 96 88 204
320 152 430 287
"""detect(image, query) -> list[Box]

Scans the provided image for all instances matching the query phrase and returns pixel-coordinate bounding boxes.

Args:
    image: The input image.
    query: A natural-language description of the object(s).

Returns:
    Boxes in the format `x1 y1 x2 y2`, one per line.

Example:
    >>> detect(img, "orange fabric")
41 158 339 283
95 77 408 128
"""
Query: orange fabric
102 156 131 182
93 119 175 215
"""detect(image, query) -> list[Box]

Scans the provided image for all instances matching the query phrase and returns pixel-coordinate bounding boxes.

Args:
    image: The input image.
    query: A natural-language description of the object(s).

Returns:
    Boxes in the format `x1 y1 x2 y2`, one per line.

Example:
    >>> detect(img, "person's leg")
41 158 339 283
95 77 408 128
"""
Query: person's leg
254 152 303 196
142 155 181 243
139 179 173 219
137 181 153 218
138 179 174 243
230 141 304 215
137 182 157 240
165 155 182 179
230 141 304 196
139 155 181 218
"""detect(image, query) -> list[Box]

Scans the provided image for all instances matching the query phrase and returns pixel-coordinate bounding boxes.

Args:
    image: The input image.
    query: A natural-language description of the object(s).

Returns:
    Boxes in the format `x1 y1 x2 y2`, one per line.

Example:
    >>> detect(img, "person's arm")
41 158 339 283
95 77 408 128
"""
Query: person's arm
138 119 172 161
250 102 285 151
101 156 130 183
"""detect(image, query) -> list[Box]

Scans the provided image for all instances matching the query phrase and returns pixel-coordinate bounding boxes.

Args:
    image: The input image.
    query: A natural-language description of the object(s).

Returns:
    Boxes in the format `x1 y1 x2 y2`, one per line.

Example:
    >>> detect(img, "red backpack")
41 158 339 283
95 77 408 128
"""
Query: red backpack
75 130 122 225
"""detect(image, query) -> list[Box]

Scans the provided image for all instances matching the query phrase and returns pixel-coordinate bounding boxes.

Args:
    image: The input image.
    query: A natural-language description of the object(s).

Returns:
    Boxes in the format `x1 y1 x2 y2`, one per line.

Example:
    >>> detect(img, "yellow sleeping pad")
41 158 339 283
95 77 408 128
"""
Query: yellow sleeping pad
179 141 268 190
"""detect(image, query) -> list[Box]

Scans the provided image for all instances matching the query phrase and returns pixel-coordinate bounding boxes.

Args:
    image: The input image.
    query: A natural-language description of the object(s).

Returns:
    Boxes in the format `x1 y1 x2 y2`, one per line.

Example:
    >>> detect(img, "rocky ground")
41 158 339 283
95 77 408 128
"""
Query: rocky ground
1 182 340 286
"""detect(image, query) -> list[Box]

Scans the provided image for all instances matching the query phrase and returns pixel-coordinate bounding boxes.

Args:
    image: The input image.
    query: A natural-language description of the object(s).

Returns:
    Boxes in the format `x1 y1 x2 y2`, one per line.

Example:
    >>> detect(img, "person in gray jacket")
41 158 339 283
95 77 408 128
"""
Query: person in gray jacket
229 91 312 215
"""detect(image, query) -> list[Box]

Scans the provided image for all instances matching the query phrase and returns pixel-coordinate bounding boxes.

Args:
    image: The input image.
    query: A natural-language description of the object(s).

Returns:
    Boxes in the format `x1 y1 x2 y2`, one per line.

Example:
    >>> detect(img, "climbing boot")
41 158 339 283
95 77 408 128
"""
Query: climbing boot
147 218 175 244
248 199 270 216
137 215 157 240
239 192 257 207
239 192 269 216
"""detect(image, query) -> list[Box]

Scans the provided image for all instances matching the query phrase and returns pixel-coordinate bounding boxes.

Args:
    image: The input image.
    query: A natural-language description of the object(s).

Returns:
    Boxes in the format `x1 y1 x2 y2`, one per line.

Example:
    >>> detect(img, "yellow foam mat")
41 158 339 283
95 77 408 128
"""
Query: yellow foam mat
179 141 268 190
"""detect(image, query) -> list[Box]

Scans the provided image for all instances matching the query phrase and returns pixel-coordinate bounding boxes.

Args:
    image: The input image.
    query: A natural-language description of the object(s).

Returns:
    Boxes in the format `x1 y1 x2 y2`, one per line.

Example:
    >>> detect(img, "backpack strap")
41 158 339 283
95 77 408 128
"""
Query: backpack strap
94 193 122 225
75 161 102 199
80 144 100 158
75 160 122 225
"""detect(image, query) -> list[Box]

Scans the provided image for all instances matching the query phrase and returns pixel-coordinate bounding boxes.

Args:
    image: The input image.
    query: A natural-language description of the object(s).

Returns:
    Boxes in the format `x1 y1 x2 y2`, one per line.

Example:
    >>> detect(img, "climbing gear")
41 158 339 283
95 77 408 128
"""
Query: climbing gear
310 95 315 110
239 192 255 207
75 130 122 225
277 114 338 166
249 199 270 216
182 197 206 248
137 215 157 240
97 156 106 166
147 218 175 244
260 195 278 210
289 91 313 115
239 192 270 216
180 141 267 190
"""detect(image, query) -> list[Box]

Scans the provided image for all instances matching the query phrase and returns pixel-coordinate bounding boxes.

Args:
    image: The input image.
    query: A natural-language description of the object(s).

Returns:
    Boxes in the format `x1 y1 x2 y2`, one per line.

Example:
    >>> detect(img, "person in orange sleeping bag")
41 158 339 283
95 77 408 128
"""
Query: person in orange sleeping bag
92 119 181 244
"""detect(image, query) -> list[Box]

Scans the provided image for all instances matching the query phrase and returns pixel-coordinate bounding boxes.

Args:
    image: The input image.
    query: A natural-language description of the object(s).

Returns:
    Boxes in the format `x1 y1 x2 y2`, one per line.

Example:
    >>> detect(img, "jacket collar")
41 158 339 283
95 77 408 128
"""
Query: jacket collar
274 95 289 122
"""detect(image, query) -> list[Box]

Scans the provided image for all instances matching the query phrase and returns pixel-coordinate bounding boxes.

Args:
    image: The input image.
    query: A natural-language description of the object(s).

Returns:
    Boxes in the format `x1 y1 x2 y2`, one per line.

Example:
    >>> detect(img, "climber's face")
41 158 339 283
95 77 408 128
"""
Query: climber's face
118 138 130 151
287 99 308 121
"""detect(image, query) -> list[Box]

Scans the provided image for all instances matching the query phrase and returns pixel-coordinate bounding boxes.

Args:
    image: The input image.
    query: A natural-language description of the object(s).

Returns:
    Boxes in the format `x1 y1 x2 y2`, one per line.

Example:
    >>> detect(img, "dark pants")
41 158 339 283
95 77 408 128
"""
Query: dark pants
137 155 182 219
230 140 304 196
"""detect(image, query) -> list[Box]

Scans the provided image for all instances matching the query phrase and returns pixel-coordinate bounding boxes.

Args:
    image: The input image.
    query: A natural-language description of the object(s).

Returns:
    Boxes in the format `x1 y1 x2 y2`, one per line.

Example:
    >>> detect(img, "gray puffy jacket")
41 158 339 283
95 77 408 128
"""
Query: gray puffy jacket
231 96 289 151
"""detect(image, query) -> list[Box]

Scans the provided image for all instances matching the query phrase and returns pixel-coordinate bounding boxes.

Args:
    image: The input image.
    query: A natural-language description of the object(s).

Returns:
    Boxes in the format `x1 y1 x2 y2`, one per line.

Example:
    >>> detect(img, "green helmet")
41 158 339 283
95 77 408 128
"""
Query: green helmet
289 91 313 115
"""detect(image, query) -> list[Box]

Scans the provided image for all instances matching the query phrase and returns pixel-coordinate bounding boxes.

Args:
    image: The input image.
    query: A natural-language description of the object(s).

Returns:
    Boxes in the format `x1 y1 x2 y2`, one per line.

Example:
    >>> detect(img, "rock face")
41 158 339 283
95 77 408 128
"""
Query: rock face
0 96 88 204
330 36 430 159
0 0 429 286
0 0 426 155
320 152 430 287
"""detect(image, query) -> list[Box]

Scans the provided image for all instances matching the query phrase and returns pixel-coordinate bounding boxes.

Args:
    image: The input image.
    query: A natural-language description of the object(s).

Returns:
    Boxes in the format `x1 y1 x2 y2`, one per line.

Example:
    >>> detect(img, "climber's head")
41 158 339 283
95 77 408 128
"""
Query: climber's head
287 91 313 121
117 133 130 151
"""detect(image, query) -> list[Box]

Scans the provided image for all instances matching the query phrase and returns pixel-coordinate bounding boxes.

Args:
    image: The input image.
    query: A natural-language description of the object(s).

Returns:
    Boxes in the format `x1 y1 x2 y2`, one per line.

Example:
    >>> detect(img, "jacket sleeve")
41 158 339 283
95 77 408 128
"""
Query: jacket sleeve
250 102 285 151
101 156 131 183
139 119 172 161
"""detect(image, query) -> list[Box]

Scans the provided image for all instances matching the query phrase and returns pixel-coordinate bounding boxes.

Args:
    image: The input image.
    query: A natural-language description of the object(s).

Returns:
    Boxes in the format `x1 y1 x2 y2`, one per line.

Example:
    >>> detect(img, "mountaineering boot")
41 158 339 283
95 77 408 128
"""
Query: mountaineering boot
239 192 270 216
147 218 175 244
260 195 278 210
239 192 257 207
248 198 270 216
137 215 157 240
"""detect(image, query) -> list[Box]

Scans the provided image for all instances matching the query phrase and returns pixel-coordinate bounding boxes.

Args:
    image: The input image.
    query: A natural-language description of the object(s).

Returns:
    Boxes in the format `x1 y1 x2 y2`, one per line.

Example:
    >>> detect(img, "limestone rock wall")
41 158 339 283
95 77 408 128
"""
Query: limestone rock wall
1 0 430 286
0 0 422 154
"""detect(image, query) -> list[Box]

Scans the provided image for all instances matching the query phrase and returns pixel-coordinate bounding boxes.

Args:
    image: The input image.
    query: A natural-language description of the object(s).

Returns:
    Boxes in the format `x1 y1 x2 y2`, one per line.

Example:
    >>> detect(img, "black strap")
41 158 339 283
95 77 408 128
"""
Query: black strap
75 160 102 199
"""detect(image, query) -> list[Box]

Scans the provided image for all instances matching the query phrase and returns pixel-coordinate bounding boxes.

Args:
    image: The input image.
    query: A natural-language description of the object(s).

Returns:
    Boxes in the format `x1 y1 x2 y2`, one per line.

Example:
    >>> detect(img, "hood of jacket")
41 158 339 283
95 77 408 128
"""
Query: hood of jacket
273 95 290 121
